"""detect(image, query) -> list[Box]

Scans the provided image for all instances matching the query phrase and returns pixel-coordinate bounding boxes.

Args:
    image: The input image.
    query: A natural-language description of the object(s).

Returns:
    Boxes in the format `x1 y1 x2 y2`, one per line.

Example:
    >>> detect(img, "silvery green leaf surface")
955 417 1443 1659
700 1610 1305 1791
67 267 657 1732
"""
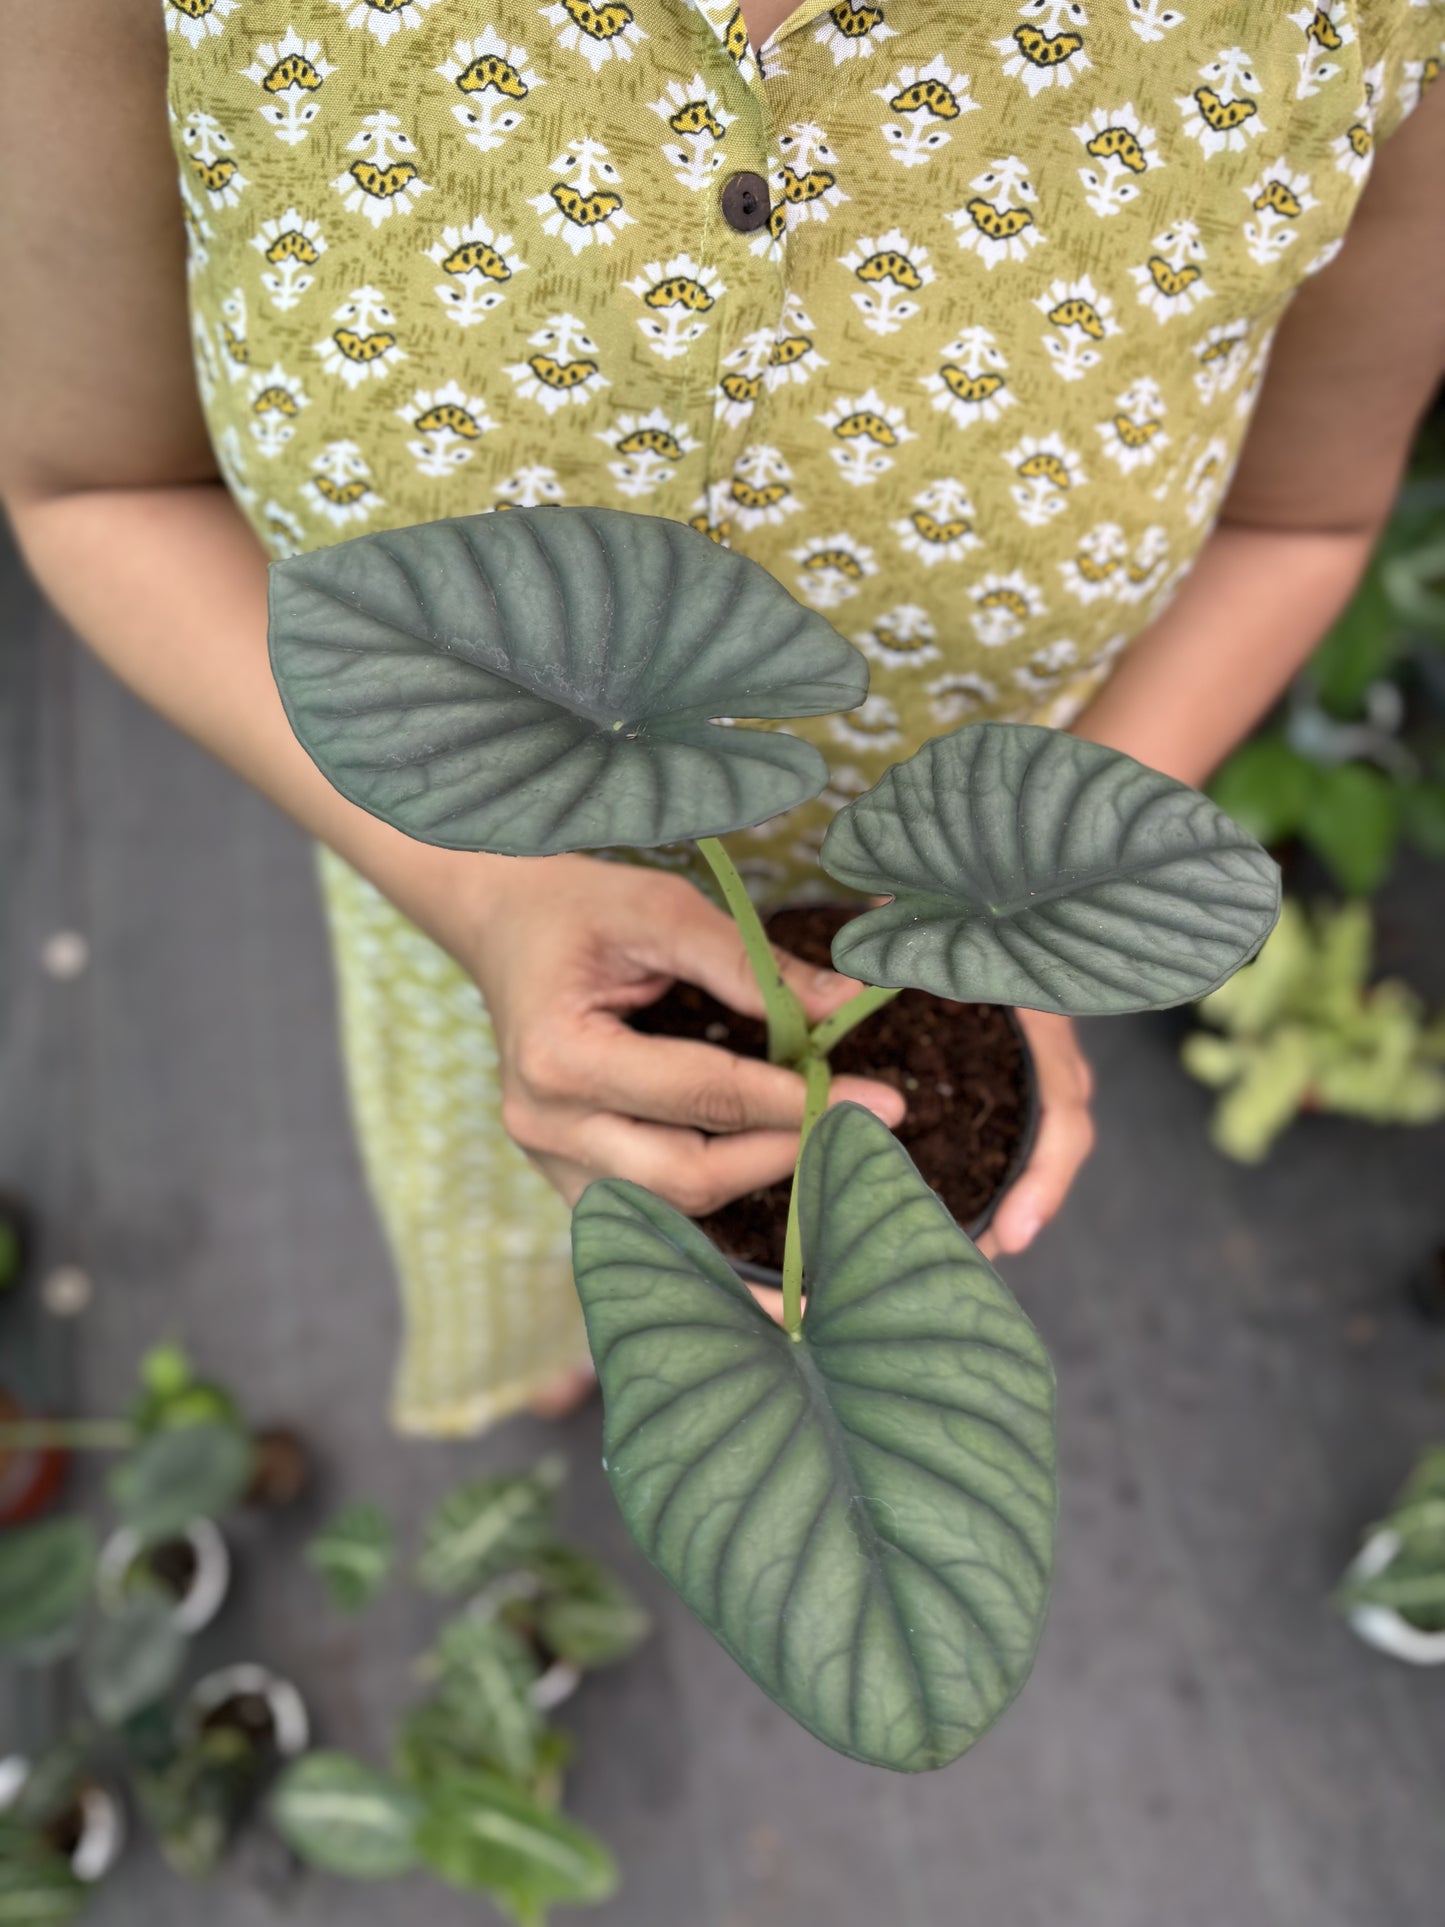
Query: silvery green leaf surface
0 1519 96 1660
414 1771 616 1918
571 1103 1056 1773
82 1593 187 1727
108 1422 253 1545
416 1459 564 1598
268 506 867 856
306 1502 395 1613
271 1753 420 1880
427 1617 542 1782
820 721 1282 1015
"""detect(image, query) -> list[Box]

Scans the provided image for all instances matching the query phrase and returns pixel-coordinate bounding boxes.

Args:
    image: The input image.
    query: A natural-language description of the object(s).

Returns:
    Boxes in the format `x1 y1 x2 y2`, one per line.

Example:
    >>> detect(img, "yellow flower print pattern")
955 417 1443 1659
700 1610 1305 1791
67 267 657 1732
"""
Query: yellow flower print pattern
162 0 1445 1435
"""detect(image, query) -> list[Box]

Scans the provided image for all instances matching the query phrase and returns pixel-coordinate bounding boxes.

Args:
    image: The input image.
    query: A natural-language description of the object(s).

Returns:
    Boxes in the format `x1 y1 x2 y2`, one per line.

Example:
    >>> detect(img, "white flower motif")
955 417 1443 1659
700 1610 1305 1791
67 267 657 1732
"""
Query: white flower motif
1034 275 1122 381
948 157 1044 267
538 0 648 72
180 110 249 210
595 407 703 501
856 605 942 671
333 111 431 225
786 534 879 610
528 139 635 256
250 209 328 311
258 500 306 559
874 57 980 168
624 254 727 360
246 362 309 459
969 571 1047 648
1072 103 1164 216
1004 433 1086 526
995 1 1091 97
816 388 917 487
396 380 497 479
313 286 407 388
1013 637 1079 696
327 0 445 48
299 440 385 528
1177 48 1265 158
1290 1 1355 99
438 30 546 154
1126 0 1184 45
831 694 904 754
891 480 983 564
1131 221 1213 323
841 229 936 336
1241 161 1318 266
504 314 611 416
1192 321 1253 405
926 671 998 725
1059 522 1129 602
919 326 1016 428
164 0 240 50
428 217 529 328
1183 436 1234 526
244 28 335 144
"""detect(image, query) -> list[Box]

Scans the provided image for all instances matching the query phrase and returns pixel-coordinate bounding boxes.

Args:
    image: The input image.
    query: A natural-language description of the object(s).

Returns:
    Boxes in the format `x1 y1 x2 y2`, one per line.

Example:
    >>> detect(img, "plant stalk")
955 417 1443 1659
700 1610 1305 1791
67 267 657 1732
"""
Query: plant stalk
0 1421 135 1450
809 983 902 1057
781 1054 832 1338
695 837 809 1067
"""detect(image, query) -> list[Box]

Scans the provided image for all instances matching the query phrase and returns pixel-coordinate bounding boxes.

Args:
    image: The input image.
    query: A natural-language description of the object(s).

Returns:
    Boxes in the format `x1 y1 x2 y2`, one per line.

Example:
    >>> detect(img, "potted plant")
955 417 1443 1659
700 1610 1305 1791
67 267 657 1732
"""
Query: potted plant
269 504 1280 1772
1335 1445 1445 1664
272 1456 647 1922
1182 896 1445 1162
0 1743 125 1909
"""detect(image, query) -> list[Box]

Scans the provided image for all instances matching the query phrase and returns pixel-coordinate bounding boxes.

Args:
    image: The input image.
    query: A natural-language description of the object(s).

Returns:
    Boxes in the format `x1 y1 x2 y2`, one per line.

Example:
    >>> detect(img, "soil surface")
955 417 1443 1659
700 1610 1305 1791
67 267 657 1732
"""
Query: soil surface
144 1537 199 1598
628 902 1033 1274
200 1693 276 1745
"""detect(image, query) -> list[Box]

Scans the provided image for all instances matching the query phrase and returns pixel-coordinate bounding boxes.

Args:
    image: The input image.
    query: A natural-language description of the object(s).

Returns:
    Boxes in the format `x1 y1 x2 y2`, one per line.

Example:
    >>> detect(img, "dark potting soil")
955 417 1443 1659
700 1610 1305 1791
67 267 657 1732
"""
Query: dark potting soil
200 1692 276 1746
244 1427 310 1509
629 903 1031 1274
136 1537 198 1599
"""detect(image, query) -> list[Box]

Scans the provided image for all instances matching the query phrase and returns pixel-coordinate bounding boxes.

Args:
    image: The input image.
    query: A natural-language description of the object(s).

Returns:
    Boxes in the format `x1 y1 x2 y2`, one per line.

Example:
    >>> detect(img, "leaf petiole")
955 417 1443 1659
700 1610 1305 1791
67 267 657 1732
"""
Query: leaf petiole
695 836 810 1067
780 1054 832 1337
808 982 901 1058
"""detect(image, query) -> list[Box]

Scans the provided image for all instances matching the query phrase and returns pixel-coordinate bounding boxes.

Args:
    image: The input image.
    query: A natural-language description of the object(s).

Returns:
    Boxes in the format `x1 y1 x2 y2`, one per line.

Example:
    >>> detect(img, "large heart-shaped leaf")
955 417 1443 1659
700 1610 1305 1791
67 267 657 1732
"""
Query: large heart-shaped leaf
271 1753 421 1880
820 721 1281 1015
571 1102 1056 1773
82 1593 187 1727
268 506 867 856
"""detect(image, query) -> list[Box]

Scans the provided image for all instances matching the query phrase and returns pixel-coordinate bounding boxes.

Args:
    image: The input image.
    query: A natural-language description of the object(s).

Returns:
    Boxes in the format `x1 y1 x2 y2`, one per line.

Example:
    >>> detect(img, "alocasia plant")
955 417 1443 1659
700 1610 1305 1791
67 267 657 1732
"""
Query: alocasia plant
268 504 1280 1772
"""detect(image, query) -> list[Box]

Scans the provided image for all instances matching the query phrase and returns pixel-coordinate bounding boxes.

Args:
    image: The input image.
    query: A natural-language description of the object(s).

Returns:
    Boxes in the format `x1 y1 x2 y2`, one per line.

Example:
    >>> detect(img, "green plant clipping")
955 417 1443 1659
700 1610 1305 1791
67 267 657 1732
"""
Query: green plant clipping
108 1420 253 1544
417 1459 565 1598
529 1549 651 1668
1336 1445 1445 1634
425 1617 543 1782
268 507 867 856
271 1753 421 1880
306 1502 395 1612
572 1103 1056 1773
0 1518 97 1660
822 723 1281 1015
414 1771 616 1922
0 1823 87 1924
81 1593 187 1728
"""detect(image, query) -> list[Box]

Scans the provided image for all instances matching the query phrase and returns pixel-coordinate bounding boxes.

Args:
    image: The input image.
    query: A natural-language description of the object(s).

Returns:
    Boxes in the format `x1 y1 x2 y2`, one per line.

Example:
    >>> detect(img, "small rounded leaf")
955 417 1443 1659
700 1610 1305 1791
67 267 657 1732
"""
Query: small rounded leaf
272 1753 420 1879
821 721 1282 1015
268 506 867 856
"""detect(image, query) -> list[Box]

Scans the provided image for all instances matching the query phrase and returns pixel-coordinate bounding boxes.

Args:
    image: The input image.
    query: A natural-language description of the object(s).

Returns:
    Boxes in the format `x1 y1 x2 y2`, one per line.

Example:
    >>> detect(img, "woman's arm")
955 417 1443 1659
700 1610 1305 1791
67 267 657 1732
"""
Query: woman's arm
1072 76 1445 787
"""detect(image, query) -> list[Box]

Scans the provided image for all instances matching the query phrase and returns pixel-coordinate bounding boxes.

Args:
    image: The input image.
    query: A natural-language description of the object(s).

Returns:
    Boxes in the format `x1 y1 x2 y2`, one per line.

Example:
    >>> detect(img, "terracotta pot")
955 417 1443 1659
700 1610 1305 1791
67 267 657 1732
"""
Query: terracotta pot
0 1391 68 1526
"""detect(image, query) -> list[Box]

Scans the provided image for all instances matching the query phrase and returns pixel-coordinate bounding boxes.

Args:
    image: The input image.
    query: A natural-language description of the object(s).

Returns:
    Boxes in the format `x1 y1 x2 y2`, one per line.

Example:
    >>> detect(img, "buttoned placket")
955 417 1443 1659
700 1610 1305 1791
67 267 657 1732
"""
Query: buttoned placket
678 0 842 522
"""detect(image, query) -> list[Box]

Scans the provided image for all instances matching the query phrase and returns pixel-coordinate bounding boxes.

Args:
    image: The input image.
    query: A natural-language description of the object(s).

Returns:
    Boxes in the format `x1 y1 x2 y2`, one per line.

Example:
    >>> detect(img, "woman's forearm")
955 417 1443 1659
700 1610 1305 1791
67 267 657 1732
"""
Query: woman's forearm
3 479 539 959
1069 517 1378 788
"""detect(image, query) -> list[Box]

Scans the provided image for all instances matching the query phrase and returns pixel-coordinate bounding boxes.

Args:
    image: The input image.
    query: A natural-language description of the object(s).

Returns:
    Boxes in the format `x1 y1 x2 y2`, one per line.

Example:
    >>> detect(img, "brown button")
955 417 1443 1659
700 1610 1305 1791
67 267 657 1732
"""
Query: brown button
721 170 770 233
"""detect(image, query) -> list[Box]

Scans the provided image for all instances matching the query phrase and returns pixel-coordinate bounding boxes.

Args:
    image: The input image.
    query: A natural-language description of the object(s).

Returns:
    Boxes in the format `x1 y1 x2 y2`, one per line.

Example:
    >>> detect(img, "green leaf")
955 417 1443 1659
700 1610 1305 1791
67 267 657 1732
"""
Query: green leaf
271 1753 420 1880
821 722 1281 1016
267 506 867 857
414 1771 616 1918
108 1421 253 1544
1299 762 1399 897
1206 735 1319 846
417 1459 565 1598
0 1519 96 1660
1310 561 1401 714
427 1617 543 1782
81 1593 187 1727
306 1502 395 1613
1400 782 1445 860
0 1828 86 1925
1383 536 1445 637
529 1549 651 1668
572 1102 1057 1773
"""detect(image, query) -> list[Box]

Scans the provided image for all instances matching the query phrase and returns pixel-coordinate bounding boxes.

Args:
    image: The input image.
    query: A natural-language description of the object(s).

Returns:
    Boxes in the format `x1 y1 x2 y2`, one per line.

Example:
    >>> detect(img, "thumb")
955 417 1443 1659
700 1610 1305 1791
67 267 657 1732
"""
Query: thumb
653 886 860 1026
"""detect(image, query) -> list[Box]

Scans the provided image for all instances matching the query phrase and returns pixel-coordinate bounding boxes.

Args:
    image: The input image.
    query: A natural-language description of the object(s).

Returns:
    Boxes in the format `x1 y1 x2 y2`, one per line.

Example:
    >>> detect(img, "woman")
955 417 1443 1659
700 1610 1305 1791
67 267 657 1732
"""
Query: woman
3 0 1442 1432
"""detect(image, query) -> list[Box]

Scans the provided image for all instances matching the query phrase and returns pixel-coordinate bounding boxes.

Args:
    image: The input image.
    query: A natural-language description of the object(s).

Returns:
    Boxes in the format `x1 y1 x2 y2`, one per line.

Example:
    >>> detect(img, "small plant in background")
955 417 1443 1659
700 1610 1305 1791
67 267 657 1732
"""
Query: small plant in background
1208 469 1445 898
0 1349 309 1908
268 504 1280 1772
1336 1445 1445 1664
1182 898 1445 1162
272 1455 648 1924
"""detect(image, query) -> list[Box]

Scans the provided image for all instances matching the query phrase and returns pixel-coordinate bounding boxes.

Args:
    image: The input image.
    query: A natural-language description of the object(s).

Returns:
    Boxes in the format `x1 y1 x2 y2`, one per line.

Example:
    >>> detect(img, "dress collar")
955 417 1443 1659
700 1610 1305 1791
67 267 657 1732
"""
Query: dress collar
681 0 853 91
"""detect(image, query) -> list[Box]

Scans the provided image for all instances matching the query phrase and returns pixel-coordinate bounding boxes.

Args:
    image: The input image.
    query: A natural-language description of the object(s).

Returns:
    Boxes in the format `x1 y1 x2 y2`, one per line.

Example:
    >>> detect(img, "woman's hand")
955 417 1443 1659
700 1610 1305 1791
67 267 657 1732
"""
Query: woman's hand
975 1010 1094 1262
460 856 907 1214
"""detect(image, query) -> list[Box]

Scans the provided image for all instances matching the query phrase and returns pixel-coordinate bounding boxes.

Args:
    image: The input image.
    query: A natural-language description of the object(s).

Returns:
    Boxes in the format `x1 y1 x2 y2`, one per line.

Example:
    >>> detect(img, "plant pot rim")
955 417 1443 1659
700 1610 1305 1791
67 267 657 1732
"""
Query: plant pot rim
179 1664 311 1758
97 1517 230 1637
0 1755 126 1884
1341 1526 1445 1664
467 1570 583 1711
721 904 1042 1289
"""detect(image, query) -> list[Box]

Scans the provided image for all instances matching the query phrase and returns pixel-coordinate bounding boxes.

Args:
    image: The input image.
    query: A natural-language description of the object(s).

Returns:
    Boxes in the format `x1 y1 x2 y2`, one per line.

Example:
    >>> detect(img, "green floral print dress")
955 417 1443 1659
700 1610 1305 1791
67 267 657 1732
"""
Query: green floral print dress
161 0 1444 1433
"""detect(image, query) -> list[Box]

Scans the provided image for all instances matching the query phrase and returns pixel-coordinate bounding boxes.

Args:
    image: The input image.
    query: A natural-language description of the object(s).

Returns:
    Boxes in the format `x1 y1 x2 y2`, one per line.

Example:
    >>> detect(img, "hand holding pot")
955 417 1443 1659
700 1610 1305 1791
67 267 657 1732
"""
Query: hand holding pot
463 857 906 1216
977 1010 1095 1262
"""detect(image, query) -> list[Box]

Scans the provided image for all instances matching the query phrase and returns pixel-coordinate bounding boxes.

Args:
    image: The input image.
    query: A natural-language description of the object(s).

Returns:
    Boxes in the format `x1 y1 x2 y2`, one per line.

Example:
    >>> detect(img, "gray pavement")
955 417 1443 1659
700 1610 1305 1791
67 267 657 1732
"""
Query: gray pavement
3 521 1445 1926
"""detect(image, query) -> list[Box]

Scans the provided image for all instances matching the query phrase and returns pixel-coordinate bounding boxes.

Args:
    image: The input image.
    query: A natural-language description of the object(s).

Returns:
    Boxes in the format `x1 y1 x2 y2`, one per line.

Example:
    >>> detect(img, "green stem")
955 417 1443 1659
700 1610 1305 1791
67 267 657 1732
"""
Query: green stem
695 837 809 1067
0 1421 134 1451
781 1054 832 1338
809 982 902 1059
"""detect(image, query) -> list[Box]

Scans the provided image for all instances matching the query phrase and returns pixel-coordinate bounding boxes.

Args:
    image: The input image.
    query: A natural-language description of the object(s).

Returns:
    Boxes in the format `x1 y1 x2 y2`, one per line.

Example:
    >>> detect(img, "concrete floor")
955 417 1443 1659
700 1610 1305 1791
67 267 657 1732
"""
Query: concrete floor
3 519 1445 1926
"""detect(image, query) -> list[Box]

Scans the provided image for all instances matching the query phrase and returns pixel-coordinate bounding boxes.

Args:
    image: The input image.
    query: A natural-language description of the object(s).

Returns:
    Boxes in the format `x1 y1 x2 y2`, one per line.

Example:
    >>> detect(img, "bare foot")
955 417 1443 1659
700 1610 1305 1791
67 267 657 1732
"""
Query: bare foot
526 1359 599 1420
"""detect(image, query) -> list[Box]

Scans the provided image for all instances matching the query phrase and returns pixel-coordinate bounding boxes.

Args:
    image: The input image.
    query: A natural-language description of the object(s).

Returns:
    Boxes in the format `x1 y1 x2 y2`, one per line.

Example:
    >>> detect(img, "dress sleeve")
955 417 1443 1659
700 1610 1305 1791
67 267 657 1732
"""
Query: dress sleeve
1358 0 1445 145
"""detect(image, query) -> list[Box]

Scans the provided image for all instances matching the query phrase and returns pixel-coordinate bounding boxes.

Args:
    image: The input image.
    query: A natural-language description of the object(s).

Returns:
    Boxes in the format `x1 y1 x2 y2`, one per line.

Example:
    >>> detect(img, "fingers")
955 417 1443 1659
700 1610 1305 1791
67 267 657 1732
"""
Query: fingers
570 1112 805 1220
989 1011 1096 1258
641 884 866 1028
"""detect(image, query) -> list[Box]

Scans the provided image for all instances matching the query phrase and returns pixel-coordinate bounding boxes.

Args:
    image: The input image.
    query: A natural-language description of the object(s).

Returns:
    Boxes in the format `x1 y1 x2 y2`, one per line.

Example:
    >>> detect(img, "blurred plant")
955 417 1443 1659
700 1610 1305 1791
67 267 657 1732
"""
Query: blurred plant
0 1349 304 1902
1335 1445 1445 1639
272 1455 649 1925
1181 898 1445 1162
1209 463 1445 897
